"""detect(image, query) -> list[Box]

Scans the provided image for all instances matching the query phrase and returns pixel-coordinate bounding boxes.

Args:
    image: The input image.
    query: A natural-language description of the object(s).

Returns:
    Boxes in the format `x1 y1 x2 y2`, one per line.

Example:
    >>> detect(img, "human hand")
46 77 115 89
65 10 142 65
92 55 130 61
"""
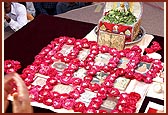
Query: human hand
4 13 11 23
4 73 13 112
4 73 33 113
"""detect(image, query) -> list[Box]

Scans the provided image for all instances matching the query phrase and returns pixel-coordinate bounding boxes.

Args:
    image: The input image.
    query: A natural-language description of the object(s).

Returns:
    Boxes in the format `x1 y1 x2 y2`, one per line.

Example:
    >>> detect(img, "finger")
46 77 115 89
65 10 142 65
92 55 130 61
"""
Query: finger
4 72 15 84
4 73 17 95
4 83 12 94
12 92 33 113
11 73 33 113
12 93 21 113
4 73 16 112
12 73 31 107
12 73 29 97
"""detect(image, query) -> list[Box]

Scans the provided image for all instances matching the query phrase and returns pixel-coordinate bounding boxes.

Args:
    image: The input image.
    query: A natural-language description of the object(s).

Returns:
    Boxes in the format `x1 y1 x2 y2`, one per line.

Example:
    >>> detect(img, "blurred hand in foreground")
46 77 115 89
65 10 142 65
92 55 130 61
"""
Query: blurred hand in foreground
4 72 33 113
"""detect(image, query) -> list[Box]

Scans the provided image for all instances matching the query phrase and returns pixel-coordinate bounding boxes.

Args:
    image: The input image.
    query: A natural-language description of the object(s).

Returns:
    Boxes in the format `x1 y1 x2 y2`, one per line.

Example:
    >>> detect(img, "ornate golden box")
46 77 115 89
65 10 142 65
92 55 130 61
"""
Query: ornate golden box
97 2 143 50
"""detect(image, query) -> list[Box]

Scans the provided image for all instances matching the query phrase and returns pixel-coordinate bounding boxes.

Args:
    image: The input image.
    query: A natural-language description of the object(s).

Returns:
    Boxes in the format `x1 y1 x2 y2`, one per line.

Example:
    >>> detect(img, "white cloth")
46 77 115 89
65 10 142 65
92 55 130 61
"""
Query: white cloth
26 2 36 17
4 2 28 32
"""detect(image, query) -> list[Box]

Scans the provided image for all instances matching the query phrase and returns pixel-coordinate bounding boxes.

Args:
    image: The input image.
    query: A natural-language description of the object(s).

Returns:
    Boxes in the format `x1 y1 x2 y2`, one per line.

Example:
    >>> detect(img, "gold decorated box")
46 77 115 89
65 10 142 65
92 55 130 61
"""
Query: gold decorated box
97 2 143 50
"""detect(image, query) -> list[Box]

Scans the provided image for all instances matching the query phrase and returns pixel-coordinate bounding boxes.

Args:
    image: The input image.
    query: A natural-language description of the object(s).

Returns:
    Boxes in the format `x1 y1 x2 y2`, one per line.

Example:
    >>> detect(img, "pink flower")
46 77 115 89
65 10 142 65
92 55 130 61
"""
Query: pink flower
4 60 21 73
97 109 108 113
69 89 80 99
52 98 62 109
73 102 86 112
84 107 97 113
89 83 100 92
108 87 120 97
62 99 75 110
145 48 154 54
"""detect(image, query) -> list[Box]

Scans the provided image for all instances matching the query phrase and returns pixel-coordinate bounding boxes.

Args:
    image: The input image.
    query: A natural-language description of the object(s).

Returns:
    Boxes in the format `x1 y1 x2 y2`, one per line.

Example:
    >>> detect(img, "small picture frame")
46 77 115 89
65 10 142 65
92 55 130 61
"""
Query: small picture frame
73 68 87 80
77 49 90 61
51 60 68 72
113 77 130 91
117 57 130 69
76 90 97 107
135 62 152 74
32 73 49 87
59 44 74 56
94 53 112 66
52 84 74 94
100 97 118 112
92 71 109 84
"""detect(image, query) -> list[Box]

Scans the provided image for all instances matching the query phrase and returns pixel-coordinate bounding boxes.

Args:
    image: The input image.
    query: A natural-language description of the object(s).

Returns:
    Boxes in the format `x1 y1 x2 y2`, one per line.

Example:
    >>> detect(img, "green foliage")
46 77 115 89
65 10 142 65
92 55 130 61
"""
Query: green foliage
103 8 137 25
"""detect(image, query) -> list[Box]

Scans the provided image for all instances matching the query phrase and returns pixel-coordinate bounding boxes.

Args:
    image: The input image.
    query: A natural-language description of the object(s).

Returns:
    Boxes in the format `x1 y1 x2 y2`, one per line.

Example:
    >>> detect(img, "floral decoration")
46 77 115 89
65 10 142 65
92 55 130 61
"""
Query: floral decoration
5 36 163 113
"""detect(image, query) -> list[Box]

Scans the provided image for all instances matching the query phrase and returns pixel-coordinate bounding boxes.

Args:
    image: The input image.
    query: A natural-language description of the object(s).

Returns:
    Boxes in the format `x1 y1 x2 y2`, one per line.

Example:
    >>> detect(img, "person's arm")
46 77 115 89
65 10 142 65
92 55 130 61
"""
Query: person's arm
6 4 28 31
33 2 48 15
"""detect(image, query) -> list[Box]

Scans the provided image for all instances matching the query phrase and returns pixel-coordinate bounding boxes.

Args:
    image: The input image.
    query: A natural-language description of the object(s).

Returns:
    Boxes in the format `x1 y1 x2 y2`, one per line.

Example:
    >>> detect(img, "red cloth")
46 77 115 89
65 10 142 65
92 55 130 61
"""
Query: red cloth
147 108 157 113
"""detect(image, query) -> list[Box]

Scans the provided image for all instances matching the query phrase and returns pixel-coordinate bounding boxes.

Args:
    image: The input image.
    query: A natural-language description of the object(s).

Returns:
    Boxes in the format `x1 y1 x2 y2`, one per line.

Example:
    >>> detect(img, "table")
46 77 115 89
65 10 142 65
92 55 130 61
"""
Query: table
5 14 164 113
4 14 96 74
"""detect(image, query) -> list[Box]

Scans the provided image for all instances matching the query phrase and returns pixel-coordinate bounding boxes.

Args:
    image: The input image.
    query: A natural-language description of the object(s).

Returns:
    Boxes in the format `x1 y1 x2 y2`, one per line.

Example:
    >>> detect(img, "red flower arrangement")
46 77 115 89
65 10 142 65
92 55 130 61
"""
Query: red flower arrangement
4 60 21 73
5 36 163 113
145 41 162 54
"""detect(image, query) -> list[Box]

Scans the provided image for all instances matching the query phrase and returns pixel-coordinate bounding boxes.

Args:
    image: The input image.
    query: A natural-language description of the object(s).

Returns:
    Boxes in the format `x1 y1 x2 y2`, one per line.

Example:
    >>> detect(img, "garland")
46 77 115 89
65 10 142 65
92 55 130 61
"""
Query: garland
4 60 21 74
5 36 163 113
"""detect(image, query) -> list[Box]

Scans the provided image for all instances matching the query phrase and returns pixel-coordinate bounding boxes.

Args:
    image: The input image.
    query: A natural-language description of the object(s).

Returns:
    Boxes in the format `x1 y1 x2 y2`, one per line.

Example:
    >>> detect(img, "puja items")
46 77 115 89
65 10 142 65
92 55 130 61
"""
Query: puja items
97 2 143 50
